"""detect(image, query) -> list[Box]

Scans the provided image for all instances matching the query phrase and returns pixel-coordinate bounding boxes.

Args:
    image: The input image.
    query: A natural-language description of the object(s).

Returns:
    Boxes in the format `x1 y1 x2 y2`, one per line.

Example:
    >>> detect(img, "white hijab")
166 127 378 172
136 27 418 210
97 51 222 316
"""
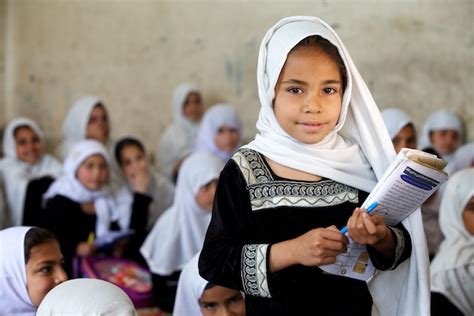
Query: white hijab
381 108 414 140
141 152 224 276
431 168 474 315
43 140 117 238
1 118 62 226
157 83 202 179
0 226 36 316
194 103 243 162
37 279 137 316
174 253 208 316
246 16 430 316
56 96 105 160
419 110 463 159
445 142 474 175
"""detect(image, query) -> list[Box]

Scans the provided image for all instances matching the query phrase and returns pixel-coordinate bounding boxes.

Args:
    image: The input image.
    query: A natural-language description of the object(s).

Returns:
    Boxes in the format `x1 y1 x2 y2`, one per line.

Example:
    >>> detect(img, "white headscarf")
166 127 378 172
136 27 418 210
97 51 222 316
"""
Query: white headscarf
156 83 202 179
36 279 137 316
419 110 463 157
0 226 36 316
56 96 104 160
1 118 62 226
431 168 474 315
445 142 474 175
173 253 208 316
141 152 224 276
43 140 117 238
246 16 430 316
194 103 243 162
381 108 414 140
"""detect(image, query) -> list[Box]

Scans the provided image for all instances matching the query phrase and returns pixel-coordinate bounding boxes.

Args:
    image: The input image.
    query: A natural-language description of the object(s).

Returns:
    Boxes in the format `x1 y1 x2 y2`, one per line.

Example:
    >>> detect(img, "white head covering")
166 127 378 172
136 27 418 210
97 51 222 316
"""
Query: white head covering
43 140 116 238
194 103 243 162
156 84 202 179
445 142 474 175
141 152 224 276
1 118 62 226
381 108 414 140
56 96 104 160
419 110 463 156
0 226 36 316
246 16 429 316
173 253 208 316
36 279 137 316
431 168 474 315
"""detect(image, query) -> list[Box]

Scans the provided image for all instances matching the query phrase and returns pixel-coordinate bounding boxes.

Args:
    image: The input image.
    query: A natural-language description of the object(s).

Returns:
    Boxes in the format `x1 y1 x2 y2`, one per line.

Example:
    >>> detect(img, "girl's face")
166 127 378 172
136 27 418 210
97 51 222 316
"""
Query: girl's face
14 126 44 164
86 104 110 143
76 154 108 190
462 196 474 235
26 240 67 306
199 285 245 316
430 129 459 156
196 179 218 212
393 124 417 153
273 46 343 144
183 92 204 122
215 126 240 153
119 145 148 180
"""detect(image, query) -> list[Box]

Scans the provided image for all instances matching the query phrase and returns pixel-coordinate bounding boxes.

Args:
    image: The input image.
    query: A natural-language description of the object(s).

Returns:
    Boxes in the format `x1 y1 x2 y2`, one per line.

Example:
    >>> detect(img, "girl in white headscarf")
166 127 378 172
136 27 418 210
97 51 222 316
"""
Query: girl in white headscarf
419 110 463 162
445 142 474 175
140 152 224 313
431 168 474 316
0 226 67 315
56 96 111 161
381 108 417 153
156 83 204 181
1 118 62 227
199 16 429 316
174 253 246 316
42 140 118 277
37 279 137 316
194 103 243 163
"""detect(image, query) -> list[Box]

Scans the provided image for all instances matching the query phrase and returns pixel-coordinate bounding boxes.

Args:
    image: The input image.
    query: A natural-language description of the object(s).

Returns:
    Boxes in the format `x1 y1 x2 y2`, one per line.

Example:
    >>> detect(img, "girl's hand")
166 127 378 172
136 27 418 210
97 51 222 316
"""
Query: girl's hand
130 170 151 194
347 208 395 257
270 226 348 273
76 242 96 257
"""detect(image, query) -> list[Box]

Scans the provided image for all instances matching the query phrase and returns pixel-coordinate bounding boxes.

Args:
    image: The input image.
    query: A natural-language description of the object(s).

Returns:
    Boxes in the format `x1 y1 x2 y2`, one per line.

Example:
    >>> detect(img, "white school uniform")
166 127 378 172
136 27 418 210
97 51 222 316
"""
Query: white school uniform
245 16 430 316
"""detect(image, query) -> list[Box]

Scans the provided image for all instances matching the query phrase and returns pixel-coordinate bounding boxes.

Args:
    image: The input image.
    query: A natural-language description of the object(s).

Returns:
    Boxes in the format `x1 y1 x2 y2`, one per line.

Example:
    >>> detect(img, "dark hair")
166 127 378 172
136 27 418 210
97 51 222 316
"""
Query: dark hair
24 227 56 264
114 137 146 165
13 125 34 138
204 282 216 290
291 35 347 94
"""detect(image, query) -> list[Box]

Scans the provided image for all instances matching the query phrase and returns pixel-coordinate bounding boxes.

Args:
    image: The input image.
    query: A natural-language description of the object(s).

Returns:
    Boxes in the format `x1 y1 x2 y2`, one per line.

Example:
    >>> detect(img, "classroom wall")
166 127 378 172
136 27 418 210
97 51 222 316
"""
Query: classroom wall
1 0 473 155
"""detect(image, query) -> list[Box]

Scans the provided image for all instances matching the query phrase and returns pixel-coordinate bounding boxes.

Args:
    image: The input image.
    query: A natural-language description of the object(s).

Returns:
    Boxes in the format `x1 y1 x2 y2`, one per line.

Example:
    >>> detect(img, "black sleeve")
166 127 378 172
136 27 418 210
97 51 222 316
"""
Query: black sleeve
367 223 412 271
199 160 254 292
129 192 153 236
431 292 464 316
22 176 55 226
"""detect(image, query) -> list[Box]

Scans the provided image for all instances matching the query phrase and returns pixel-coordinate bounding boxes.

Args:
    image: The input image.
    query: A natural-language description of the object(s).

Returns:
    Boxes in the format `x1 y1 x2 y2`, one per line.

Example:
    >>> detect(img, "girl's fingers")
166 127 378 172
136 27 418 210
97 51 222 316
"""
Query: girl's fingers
362 212 377 235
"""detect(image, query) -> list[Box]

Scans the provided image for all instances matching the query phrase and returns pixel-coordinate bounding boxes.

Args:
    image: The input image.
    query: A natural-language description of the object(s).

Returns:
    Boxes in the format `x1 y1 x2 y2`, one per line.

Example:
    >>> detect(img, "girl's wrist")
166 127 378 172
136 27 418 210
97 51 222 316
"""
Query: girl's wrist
269 239 298 273
371 226 395 257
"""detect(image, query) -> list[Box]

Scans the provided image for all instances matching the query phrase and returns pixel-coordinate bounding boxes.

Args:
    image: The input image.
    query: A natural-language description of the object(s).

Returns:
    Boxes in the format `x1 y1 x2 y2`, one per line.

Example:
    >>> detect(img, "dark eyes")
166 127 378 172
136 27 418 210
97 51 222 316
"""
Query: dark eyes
286 87 337 95
204 303 217 310
322 87 337 94
287 87 303 94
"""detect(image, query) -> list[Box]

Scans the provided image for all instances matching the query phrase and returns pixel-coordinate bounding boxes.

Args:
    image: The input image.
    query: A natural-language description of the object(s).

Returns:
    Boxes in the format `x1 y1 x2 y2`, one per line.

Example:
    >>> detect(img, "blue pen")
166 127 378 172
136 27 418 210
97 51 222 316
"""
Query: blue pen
339 201 379 234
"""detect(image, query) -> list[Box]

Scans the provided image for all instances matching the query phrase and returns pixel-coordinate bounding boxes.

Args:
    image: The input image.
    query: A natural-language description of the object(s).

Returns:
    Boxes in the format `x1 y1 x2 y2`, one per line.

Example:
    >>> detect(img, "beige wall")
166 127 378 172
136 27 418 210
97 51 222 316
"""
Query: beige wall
2 0 473 155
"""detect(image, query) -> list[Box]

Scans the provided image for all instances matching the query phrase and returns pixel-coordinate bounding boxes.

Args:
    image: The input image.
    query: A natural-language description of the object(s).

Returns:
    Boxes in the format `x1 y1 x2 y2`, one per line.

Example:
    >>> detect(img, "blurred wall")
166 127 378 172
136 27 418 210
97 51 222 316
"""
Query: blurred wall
1 0 473 155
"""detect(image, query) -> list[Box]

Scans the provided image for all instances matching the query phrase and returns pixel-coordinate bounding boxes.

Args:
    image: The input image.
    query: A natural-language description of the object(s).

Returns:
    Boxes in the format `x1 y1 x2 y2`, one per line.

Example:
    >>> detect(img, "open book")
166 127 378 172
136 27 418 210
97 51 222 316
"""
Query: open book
320 148 448 281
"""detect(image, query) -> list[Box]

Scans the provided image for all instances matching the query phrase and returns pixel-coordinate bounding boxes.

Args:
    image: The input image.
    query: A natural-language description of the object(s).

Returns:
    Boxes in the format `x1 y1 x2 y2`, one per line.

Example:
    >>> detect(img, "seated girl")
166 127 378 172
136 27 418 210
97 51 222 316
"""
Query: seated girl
381 108 417 153
0 226 67 315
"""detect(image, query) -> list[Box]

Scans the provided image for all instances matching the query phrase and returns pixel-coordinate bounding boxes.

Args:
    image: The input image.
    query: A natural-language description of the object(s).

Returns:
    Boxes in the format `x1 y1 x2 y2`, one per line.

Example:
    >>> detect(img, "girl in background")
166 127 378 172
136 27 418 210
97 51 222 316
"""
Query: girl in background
431 168 474 316
419 110 463 162
0 226 67 315
156 83 204 181
1 118 62 227
174 253 245 316
141 152 223 313
195 103 242 163
381 108 417 153
445 142 474 175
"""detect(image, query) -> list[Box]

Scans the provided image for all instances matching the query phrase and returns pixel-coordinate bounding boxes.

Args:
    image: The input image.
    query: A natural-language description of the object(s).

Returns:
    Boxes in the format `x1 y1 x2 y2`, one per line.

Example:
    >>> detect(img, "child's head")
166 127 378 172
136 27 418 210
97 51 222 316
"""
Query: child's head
196 179 219 212
86 103 110 144
183 92 204 122
421 110 462 156
0 226 66 313
199 283 245 316
3 118 45 164
64 140 111 191
172 83 204 123
463 196 474 235
24 227 67 306
114 137 148 180
381 108 417 153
